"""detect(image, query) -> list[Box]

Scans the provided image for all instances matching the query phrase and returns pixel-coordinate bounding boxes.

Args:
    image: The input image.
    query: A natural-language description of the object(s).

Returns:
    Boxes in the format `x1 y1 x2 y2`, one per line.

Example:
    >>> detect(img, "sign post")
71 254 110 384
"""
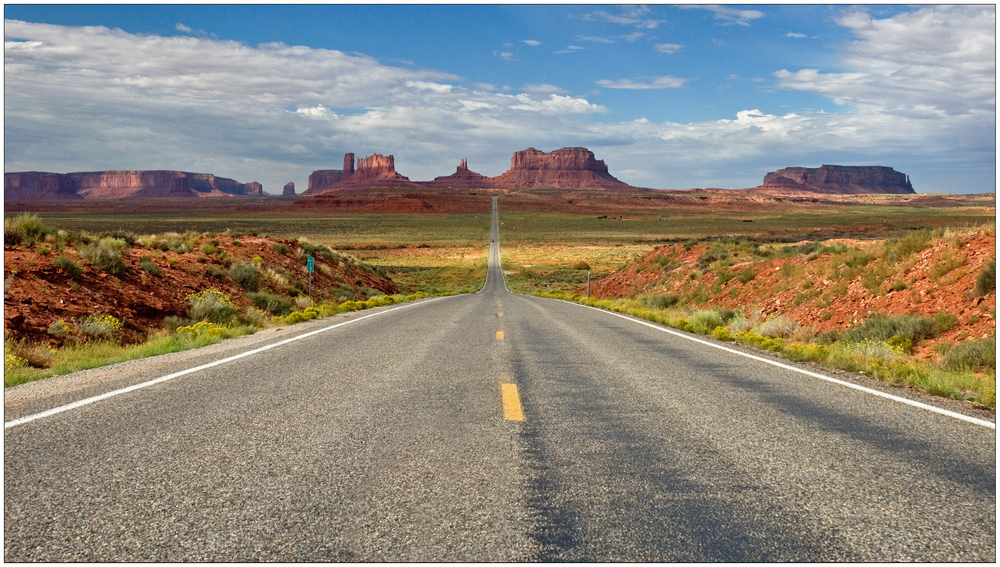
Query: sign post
306 256 314 298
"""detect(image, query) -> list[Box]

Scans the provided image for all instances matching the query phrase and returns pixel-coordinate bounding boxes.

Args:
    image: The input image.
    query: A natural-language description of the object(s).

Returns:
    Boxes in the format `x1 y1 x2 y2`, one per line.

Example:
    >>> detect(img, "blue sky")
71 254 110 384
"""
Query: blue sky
4 4 995 194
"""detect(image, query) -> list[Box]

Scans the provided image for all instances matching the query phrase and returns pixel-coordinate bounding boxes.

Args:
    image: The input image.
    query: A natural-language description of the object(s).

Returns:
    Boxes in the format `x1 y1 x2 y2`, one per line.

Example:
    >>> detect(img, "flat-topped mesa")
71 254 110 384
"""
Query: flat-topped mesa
759 165 915 194
282 182 296 197
425 158 493 188
4 170 263 200
490 147 632 190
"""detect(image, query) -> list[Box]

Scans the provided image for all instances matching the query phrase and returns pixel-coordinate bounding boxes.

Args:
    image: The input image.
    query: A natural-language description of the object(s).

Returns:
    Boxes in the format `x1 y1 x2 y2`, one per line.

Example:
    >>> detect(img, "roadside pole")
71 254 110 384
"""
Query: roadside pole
307 256 314 298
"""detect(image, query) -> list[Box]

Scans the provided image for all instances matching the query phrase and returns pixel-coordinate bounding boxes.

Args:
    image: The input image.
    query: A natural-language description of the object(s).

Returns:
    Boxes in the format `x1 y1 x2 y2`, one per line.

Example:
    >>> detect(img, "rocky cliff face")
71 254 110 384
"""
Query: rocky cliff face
5 170 264 200
304 170 345 195
282 182 296 196
489 147 631 190
759 165 915 194
3 172 82 200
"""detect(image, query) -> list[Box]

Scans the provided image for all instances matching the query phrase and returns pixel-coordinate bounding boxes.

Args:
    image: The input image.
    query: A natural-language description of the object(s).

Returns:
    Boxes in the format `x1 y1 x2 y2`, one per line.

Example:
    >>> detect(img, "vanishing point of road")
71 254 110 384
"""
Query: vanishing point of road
4 197 995 561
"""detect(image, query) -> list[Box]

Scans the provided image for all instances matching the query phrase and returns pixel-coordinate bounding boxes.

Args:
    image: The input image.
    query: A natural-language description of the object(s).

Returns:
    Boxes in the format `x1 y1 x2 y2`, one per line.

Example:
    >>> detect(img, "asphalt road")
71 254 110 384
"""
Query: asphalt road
4 197 995 561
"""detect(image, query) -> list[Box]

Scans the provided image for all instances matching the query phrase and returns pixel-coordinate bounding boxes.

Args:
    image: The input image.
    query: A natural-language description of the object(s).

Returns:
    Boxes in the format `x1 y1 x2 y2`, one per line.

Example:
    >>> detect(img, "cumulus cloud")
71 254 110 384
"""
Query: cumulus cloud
522 39 541 47
597 76 688 90
775 6 995 117
175 23 191 33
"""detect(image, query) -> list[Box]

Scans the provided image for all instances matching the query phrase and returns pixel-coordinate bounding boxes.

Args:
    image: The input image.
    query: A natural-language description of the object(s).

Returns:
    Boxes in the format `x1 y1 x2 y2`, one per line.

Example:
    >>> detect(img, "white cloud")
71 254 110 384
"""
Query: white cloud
655 43 683 54
522 39 541 47
506 93 608 115
294 105 338 120
584 7 665 29
597 76 688 90
555 45 585 54
405 80 454 93
175 23 191 33
521 84 569 95
775 6 995 117
497 51 517 61
693 6 765 27
576 35 616 44
785 32 807 38
621 32 645 42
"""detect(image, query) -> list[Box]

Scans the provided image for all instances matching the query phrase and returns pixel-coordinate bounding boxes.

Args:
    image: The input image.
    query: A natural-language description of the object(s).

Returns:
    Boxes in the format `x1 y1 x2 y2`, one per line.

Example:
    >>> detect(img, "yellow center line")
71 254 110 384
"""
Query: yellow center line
496 330 504 340
501 383 525 421
498 312 503 317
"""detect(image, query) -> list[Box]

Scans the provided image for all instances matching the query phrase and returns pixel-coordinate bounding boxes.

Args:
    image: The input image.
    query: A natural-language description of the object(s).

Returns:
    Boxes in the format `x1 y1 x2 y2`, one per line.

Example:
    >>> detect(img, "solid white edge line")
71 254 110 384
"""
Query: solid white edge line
4 297 450 430
553 299 996 430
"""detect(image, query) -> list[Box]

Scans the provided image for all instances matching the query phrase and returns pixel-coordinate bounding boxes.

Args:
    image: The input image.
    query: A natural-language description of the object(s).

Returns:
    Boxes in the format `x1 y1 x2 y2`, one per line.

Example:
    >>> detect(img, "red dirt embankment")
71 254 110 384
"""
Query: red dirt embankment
586 228 996 358
4 234 397 346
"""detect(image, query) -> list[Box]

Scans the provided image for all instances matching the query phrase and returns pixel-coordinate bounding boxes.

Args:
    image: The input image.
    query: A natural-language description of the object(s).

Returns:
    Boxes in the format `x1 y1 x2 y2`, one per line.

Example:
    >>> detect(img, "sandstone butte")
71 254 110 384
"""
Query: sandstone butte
282 182 296 197
4 170 263 201
306 147 634 194
752 165 915 195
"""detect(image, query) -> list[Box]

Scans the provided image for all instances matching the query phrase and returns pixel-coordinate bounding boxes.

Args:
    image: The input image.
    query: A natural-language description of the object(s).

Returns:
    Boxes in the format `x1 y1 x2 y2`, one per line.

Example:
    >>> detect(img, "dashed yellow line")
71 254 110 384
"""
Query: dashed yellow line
501 382 525 421
496 330 504 340
498 312 503 317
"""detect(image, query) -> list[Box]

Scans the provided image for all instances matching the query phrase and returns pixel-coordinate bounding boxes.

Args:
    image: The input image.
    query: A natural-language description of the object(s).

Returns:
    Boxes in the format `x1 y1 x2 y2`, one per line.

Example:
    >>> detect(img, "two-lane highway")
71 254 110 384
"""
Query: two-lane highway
4 197 995 561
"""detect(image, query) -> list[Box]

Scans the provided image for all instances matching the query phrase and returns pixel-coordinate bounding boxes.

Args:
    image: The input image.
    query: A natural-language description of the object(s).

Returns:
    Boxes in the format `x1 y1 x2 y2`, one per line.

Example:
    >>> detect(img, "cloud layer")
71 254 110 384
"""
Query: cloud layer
4 6 995 194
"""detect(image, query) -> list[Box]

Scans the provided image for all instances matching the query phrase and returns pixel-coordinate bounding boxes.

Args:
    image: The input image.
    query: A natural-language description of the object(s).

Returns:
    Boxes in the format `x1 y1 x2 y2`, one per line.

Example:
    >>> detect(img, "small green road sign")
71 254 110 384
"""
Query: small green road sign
307 256 314 273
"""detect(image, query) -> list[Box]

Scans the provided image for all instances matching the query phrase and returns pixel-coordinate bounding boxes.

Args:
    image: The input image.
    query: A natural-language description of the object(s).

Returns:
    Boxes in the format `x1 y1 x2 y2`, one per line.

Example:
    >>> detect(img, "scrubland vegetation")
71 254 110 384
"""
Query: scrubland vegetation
508 224 995 410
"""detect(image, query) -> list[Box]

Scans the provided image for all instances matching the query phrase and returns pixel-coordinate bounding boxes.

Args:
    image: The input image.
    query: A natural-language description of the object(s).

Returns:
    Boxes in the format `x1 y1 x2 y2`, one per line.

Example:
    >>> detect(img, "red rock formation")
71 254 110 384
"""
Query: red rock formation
757 165 915 194
4 172 82 200
4 170 264 201
489 147 632 190
314 153 419 190
303 170 345 195
282 182 296 196
425 159 493 189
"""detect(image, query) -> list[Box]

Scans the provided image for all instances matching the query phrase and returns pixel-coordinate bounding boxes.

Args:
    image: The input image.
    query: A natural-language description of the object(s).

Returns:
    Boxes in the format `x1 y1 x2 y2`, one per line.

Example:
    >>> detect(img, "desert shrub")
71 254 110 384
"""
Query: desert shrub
697 244 729 268
78 313 122 338
885 230 933 262
928 253 967 279
201 243 221 256
974 259 995 296
943 339 996 372
838 340 902 362
571 260 591 271
4 213 54 246
886 335 913 355
934 312 959 333
5 337 55 368
757 315 797 338
688 310 725 334
271 242 291 255
207 265 229 280
47 319 71 336
168 239 191 254
52 255 84 280
248 291 292 316
641 294 680 310
79 237 129 278
228 263 259 291
140 257 160 276
186 289 240 325
844 313 938 344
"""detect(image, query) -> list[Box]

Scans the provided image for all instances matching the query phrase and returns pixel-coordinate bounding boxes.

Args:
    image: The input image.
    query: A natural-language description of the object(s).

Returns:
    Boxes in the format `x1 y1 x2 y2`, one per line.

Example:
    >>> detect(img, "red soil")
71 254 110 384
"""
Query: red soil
587 229 996 358
4 235 398 346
